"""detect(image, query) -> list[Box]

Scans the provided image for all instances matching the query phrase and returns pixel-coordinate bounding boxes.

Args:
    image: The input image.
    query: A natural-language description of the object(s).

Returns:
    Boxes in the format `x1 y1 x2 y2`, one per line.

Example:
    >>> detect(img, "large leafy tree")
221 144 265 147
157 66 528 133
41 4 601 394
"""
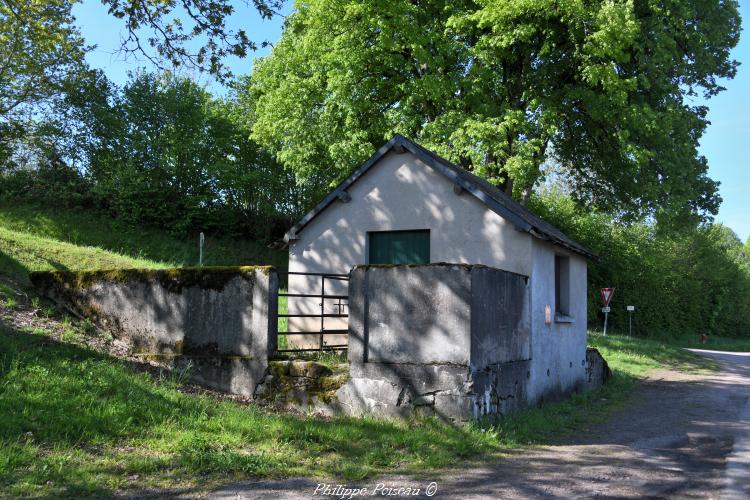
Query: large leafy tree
62 71 298 235
249 0 740 223
531 191 750 337
0 0 89 195
0 0 88 123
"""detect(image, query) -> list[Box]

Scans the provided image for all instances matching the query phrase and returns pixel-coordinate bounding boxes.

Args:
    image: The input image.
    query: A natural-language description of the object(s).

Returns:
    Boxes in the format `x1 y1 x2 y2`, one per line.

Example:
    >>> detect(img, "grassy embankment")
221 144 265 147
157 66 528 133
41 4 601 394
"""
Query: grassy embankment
0 203 287 286
671 335 750 352
0 203 292 341
0 203 723 496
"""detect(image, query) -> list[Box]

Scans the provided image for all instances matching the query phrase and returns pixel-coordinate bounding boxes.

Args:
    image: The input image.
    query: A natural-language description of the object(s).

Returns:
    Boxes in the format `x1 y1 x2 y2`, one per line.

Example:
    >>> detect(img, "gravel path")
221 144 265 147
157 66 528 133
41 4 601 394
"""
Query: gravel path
208 349 750 499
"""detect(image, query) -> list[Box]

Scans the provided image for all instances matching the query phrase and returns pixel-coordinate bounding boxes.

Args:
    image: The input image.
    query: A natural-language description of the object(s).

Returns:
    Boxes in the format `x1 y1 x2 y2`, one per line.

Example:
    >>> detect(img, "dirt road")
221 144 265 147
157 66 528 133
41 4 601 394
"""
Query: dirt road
209 349 750 499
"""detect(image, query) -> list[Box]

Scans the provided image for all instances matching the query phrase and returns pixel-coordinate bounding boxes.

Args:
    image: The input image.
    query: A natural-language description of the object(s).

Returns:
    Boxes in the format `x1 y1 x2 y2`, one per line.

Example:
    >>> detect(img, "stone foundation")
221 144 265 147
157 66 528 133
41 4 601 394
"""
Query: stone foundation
254 360 349 413
336 264 535 421
584 347 612 391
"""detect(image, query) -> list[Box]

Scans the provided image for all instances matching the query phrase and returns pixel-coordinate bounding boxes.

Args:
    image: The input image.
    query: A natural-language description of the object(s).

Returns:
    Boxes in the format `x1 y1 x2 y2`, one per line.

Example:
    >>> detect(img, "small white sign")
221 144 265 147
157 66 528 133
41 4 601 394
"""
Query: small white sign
627 305 635 311
601 306 611 313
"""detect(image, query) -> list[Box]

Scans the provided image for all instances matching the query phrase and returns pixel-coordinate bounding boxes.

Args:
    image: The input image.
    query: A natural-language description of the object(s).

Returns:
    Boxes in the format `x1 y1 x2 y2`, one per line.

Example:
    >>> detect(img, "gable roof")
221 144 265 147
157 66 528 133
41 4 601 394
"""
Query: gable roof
284 135 595 259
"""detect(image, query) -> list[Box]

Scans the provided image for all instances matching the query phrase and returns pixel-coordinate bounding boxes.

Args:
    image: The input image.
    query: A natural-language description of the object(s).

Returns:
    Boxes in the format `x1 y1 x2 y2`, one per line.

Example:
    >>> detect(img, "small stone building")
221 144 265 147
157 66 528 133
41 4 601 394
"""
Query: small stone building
285 135 594 407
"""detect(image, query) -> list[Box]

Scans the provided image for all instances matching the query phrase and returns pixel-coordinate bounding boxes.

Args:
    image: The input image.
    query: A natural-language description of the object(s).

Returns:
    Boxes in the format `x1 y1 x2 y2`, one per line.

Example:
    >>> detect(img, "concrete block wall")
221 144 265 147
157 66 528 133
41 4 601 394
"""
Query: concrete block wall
338 263 533 421
30 266 278 397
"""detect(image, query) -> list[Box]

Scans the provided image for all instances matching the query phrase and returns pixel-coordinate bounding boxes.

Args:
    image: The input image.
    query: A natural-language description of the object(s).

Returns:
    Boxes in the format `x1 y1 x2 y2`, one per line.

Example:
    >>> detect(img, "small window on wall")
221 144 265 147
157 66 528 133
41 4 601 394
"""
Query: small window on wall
368 230 430 265
554 255 571 319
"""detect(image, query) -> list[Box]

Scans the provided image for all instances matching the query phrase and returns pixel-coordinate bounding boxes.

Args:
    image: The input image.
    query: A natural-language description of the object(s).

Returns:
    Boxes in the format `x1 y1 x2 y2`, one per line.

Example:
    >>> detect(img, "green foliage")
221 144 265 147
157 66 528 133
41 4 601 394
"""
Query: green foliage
0 223 165 286
0 327 498 496
1 296 713 498
530 191 750 338
589 333 718 376
490 334 717 446
56 71 298 238
0 156 94 208
0 316 713 496
0 0 87 123
0 0 90 202
0 70 301 240
249 0 739 223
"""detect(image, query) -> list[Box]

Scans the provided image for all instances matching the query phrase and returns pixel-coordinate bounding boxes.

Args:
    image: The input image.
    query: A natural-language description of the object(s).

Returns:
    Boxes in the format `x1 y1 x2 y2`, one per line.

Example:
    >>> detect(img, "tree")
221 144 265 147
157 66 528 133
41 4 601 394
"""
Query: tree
100 0 284 80
0 0 88 123
249 0 740 223
530 190 750 338
60 71 298 236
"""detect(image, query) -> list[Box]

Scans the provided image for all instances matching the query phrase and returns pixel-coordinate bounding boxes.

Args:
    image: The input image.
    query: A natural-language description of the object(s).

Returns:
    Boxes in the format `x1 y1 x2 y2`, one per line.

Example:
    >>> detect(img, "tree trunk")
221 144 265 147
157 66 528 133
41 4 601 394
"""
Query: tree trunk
520 187 532 206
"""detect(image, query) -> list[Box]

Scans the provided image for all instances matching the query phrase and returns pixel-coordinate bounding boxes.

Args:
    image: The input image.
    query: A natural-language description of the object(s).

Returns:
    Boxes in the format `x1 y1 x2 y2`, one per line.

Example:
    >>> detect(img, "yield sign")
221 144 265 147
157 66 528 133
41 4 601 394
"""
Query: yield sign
600 288 615 307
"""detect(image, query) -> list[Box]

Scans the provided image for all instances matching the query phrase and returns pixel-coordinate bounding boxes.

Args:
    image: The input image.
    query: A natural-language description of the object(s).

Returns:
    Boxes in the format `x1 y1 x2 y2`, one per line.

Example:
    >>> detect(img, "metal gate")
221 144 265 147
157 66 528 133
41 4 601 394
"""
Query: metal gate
277 272 349 353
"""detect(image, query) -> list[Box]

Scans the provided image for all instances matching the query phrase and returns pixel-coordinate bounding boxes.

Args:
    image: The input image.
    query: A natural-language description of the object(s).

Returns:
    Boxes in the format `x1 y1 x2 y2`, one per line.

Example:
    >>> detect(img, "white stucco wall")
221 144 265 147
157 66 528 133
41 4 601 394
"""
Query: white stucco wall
286 150 533 346
526 238 589 403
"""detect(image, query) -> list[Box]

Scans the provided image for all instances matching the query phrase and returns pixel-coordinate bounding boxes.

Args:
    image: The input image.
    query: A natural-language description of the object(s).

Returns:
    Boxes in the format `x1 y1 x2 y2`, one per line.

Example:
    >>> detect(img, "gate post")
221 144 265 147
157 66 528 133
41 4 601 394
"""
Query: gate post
319 275 325 352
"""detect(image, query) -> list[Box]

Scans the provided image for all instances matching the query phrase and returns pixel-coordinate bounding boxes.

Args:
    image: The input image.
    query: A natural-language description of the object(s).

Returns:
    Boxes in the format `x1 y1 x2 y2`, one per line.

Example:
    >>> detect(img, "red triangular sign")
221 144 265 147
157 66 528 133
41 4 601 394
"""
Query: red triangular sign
601 288 615 306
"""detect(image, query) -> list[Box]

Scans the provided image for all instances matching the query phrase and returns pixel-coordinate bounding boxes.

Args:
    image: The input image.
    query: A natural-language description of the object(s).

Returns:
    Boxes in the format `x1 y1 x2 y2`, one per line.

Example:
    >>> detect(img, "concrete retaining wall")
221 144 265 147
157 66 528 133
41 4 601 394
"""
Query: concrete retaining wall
30 266 278 397
338 263 532 421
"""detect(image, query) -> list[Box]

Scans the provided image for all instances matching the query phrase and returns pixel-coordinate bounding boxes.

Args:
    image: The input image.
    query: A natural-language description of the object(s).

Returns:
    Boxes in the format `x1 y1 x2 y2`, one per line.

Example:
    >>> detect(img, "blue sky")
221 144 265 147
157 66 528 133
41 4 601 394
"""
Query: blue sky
694 1 750 243
73 1 750 242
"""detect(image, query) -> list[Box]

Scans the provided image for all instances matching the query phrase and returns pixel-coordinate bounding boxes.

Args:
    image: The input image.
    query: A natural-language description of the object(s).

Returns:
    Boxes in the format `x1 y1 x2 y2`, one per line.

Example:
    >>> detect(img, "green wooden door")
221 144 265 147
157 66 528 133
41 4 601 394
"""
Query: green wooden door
368 230 430 265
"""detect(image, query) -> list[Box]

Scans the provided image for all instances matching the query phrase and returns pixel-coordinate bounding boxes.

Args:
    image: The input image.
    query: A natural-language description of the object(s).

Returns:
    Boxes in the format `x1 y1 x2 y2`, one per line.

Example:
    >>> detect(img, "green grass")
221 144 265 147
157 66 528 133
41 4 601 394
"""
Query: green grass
671 335 750 352
492 333 717 446
0 326 499 497
589 332 719 376
0 324 717 497
0 225 167 285
0 203 287 285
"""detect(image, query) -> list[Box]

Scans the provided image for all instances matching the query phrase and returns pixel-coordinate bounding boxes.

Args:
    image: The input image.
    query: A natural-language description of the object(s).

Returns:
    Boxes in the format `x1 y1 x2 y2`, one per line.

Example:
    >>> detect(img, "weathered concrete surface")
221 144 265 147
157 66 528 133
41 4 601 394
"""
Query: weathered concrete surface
471 267 531 365
208 349 750 500
584 347 612 391
337 364 475 419
472 360 530 418
340 264 536 421
364 265 473 364
31 266 278 397
528 238 588 405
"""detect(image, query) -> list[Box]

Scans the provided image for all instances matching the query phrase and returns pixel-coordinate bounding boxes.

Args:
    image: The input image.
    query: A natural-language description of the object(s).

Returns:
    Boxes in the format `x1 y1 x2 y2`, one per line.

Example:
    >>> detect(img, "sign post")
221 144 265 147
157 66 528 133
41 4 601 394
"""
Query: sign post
600 288 615 336
199 232 205 267
627 305 635 336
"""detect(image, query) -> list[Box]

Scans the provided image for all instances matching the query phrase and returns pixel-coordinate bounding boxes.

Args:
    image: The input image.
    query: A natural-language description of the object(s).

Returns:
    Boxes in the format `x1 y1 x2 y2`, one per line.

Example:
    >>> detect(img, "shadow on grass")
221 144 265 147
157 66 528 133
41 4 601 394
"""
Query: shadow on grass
2 326 710 497
0 325 495 497
0 249 30 286
0 246 70 288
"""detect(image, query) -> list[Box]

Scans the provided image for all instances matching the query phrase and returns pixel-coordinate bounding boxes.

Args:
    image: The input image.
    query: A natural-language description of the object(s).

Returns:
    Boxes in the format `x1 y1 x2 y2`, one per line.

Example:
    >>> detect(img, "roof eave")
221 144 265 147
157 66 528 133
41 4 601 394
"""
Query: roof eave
283 134 595 259
528 228 597 260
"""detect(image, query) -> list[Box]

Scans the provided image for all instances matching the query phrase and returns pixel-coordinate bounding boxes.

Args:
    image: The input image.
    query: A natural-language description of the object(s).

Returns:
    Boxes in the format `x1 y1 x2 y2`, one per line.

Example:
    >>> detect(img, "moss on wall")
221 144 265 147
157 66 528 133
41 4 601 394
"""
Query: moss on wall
30 265 275 294
29 265 277 358
257 360 349 406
